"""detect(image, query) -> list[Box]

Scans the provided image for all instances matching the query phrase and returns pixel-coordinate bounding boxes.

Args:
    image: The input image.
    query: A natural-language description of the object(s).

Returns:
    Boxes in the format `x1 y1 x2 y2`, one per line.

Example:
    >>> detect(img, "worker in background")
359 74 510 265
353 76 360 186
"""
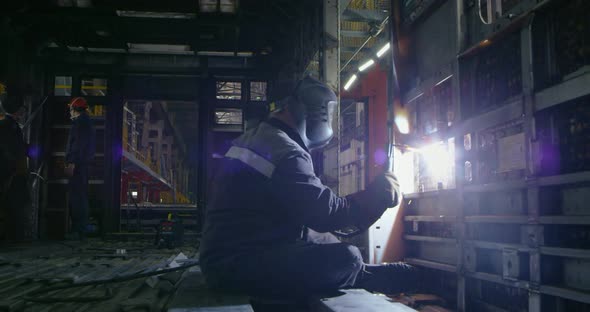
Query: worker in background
200 76 417 300
65 97 95 241
0 82 29 241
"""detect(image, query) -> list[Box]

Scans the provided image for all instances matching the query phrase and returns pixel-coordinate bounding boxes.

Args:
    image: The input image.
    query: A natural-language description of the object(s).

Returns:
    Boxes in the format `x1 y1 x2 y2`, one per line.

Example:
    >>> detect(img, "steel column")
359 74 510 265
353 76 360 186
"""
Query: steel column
104 73 124 233
322 0 340 195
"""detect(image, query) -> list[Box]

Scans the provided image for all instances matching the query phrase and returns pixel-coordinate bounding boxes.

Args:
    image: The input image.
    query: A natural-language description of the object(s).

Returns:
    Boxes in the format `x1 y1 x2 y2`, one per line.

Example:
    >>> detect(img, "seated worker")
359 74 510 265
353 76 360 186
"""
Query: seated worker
200 76 417 299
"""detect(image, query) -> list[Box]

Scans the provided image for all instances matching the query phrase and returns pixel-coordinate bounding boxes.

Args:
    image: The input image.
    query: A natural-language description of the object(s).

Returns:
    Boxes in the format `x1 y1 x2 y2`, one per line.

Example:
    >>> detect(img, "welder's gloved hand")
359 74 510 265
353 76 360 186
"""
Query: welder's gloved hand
372 172 400 207
348 172 400 230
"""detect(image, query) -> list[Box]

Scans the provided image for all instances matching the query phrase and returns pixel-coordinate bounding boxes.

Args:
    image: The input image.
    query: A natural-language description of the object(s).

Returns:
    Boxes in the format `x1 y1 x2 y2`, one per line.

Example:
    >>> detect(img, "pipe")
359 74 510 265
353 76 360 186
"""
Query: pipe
21 96 48 130
386 0 402 172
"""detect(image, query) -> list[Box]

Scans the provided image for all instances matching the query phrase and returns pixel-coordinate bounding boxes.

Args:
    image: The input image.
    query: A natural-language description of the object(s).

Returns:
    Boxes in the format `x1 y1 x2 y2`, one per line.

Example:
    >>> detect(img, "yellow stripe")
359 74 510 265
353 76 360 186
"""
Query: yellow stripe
81 85 107 90
55 85 72 89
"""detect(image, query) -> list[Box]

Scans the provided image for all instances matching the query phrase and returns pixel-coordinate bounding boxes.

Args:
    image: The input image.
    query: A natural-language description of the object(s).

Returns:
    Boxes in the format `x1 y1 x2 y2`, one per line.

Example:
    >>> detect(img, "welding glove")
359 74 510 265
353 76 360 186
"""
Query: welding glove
348 172 400 230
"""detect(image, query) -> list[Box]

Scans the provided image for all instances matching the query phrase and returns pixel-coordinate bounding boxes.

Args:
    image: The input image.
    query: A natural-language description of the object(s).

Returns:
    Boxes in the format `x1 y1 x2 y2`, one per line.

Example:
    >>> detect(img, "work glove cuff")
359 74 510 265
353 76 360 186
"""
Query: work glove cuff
347 172 401 230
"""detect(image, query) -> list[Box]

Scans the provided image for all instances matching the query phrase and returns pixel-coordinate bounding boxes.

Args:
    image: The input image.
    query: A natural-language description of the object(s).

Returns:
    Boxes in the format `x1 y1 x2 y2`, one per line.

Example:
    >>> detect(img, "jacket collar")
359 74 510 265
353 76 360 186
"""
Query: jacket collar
266 118 309 153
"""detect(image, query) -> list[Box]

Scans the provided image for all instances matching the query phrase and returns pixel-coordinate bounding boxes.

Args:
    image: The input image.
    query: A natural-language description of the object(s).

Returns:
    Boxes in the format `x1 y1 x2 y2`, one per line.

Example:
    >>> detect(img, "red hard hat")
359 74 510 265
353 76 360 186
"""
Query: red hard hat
68 97 88 110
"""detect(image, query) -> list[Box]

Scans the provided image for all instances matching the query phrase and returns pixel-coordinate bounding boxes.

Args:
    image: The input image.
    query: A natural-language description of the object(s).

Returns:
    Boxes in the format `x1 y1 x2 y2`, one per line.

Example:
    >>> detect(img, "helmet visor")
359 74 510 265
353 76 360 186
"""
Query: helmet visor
306 100 337 149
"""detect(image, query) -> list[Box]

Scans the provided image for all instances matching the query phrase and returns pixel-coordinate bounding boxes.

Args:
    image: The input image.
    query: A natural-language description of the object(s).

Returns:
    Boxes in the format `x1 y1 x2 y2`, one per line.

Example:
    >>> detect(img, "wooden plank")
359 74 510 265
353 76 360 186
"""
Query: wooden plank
315 289 417 312
167 272 253 312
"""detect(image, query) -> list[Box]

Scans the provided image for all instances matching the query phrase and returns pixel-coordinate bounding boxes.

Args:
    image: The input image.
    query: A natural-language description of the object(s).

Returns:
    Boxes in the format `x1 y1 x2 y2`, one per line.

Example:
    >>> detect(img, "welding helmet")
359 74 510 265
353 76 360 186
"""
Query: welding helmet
290 76 337 150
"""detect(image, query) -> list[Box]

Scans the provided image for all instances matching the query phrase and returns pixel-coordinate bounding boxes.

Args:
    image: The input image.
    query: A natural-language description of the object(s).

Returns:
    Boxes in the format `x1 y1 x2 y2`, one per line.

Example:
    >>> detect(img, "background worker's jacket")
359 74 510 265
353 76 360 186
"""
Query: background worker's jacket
0 115 27 181
0 115 30 240
65 113 95 236
66 113 95 166
200 118 366 267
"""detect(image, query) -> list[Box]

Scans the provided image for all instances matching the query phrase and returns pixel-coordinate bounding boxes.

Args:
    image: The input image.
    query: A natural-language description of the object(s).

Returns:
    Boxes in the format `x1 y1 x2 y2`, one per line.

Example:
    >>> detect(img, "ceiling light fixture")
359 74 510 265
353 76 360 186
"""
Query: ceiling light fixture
127 43 193 54
358 59 375 72
376 42 391 58
435 74 453 86
197 51 253 57
343 74 358 91
88 48 126 53
116 10 196 19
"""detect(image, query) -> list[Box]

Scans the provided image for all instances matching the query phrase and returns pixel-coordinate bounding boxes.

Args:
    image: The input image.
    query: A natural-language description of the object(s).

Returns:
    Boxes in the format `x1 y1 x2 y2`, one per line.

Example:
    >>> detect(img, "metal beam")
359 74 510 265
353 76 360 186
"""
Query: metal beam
341 9 388 22
341 30 370 38
40 50 260 71
341 46 370 53
15 8 278 52
322 0 340 195
339 0 353 15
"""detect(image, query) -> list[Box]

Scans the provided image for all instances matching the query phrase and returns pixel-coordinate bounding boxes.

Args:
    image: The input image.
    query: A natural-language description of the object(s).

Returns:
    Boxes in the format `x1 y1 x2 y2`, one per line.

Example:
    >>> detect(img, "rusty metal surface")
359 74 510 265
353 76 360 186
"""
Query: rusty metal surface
0 239 199 311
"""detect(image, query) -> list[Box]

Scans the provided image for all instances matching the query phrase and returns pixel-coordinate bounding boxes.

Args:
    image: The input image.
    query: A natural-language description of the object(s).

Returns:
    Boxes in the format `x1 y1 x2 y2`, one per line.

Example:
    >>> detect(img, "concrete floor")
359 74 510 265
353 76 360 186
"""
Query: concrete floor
0 238 199 311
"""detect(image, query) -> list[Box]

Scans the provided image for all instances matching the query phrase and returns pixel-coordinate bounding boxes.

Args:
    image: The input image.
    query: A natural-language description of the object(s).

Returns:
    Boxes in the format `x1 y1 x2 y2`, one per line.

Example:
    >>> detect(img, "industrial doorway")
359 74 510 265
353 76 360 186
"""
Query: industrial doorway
119 100 197 238
115 75 200 244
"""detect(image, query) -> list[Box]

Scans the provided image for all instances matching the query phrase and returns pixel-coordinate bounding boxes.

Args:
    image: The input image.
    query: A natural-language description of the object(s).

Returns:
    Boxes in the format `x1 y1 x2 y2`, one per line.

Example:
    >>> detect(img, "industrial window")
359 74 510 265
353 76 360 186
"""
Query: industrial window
81 78 108 96
250 81 267 101
88 104 106 118
220 0 238 13
214 108 243 125
216 81 242 100
199 0 238 13
54 76 72 96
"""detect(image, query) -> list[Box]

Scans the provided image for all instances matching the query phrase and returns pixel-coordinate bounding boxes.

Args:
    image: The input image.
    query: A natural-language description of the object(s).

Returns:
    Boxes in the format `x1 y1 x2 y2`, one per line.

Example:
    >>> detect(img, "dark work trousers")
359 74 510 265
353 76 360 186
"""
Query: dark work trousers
68 165 89 235
203 231 364 299
1 175 30 241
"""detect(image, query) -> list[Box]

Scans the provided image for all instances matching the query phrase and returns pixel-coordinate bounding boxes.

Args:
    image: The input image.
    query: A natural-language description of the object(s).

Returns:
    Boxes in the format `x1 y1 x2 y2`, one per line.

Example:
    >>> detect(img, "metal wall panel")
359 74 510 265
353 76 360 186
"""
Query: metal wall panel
412 0 457 83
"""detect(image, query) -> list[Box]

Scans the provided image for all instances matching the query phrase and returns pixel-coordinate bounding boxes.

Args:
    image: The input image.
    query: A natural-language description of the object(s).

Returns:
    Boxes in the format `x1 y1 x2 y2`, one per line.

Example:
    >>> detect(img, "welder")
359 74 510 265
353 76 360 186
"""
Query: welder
65 97 95 240
0 82 29 241
200 76 416 299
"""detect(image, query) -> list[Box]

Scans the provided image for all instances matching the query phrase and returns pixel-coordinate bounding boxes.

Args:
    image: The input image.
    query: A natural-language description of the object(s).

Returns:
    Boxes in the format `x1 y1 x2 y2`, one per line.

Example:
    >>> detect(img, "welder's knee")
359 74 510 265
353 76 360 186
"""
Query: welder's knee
325 244 363 286
338 244 363 268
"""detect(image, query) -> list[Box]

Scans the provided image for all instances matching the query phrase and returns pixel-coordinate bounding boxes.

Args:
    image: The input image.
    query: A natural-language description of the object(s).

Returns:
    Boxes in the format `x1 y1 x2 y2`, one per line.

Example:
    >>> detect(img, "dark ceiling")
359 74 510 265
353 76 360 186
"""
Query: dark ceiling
4 0 323 156
6 0 321 78
2 0 391 159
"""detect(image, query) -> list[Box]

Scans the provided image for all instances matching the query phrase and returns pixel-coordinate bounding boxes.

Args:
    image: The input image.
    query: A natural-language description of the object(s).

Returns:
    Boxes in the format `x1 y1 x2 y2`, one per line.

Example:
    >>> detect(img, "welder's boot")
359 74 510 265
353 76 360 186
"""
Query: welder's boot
355 262 419 295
